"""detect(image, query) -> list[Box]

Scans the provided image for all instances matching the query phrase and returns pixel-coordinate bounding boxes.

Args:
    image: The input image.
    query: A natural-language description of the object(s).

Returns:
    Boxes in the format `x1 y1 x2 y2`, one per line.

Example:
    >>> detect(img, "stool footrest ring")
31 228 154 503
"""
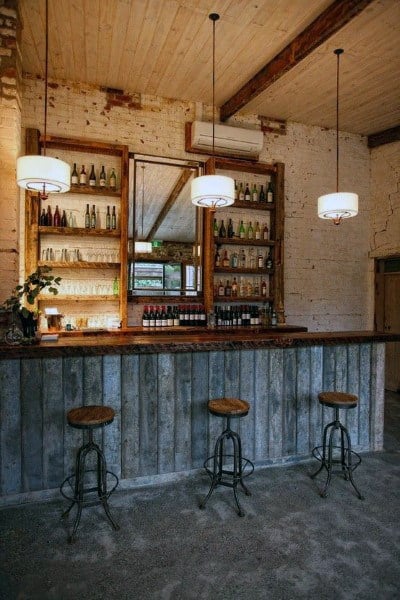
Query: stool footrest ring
60 469 119 505
312 446 362 473
204 454 254 484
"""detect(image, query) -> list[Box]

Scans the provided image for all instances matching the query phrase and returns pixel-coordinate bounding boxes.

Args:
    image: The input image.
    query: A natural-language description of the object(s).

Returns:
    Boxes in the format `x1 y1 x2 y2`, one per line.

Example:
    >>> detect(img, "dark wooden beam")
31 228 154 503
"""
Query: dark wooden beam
220 0 375 121
368 125 400 148
146 168 193 241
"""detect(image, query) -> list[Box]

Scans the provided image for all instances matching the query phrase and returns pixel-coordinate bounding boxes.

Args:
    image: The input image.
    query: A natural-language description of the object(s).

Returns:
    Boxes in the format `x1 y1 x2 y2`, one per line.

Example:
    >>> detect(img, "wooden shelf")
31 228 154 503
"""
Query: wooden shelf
214 295 272 303
214 267 274 275
214 237 275 247
38 261 120 269
230 200 275 211
38 226 121 237
39 295 119 302
67 185 120 197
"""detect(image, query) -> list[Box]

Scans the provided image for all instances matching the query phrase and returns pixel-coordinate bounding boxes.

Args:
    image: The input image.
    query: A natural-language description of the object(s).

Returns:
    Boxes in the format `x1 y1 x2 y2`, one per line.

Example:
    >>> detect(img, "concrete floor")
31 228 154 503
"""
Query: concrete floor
1 392 399 600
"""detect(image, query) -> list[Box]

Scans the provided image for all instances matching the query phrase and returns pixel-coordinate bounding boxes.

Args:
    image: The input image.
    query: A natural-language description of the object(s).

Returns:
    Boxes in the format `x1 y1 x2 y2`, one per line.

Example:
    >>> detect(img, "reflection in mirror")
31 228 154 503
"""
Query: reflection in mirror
128 155 202 297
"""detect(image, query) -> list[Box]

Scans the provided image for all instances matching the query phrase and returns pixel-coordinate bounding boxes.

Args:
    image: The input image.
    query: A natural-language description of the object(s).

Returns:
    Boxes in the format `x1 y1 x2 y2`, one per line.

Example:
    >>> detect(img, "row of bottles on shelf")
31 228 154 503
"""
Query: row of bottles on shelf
234 180 274 204
215 276 269 298
212 304 278 327
142 305 207 327
71 163 117 190
39 204 118 230
214 219 269 240
215 248 273 270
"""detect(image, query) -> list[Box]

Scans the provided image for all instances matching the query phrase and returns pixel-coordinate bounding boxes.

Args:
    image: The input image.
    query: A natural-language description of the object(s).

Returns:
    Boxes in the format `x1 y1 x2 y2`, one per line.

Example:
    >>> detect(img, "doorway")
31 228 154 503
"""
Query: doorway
375 257 400 392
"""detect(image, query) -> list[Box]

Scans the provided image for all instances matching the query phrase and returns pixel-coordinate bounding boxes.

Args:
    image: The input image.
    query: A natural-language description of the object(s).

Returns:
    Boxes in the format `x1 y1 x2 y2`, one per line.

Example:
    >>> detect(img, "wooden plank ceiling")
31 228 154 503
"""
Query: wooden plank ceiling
19 0 400 136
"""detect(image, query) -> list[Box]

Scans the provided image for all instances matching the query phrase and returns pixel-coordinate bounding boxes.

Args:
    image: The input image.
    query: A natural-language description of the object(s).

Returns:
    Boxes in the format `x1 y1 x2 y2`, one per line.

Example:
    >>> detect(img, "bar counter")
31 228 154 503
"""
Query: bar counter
1 328 398 505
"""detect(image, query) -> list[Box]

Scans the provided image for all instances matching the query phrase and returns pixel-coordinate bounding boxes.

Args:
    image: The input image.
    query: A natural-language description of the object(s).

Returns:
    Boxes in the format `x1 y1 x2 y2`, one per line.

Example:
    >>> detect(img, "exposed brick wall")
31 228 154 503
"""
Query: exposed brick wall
0 0 21 302
21 75 375 331
370 140 400 258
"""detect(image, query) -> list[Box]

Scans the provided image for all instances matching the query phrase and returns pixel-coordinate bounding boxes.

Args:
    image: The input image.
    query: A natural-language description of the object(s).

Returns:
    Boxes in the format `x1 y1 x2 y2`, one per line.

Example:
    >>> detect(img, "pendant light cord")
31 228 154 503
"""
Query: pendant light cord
334 49 343 193
141 165 145 239
43 0 49 156
209 14 219 158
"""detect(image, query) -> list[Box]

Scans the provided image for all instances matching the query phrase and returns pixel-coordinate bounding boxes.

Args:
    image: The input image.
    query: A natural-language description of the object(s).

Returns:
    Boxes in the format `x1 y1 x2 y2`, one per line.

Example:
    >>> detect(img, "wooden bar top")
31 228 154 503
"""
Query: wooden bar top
0 327 399 359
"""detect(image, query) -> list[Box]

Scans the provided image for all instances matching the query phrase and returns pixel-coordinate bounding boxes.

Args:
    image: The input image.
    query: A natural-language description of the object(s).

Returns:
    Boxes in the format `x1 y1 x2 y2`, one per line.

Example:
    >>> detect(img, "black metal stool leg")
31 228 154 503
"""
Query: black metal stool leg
340 423 364 500
231 433 244 517
95 443 120 530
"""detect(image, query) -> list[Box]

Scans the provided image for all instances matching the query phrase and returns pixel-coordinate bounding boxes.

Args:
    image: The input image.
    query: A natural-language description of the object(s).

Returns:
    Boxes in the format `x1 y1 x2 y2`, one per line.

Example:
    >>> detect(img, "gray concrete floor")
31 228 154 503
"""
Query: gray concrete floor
1 392 399 600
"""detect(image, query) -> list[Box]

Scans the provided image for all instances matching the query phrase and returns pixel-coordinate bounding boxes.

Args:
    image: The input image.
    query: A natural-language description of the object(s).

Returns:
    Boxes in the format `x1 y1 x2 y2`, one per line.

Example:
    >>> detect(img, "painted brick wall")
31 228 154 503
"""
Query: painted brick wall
370 140 400 259
0 0 21 301
20 75 373 331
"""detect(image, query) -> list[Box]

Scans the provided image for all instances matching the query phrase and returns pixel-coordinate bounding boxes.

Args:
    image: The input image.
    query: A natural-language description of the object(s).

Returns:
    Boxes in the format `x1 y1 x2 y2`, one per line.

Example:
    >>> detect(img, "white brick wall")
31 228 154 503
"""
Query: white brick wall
21 75 375 331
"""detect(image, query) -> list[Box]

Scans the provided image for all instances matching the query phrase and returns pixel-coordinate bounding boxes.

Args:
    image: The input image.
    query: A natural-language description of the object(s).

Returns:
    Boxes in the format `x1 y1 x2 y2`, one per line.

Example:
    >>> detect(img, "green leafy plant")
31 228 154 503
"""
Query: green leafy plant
3 266 62 318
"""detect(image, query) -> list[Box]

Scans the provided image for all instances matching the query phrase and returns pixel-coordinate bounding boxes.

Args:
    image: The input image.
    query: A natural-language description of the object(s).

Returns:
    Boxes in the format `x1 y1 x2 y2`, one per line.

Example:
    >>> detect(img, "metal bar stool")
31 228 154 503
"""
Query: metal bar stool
311 392 364 500
200 398 254 516
60 405 120 542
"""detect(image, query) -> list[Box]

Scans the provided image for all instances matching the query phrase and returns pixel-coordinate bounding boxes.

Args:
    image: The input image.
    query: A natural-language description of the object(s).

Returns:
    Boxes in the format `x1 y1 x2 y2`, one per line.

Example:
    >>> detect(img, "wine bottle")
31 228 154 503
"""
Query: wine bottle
60 210 67 227
257 252 264 268
79 165 87 185
111 206 116 230
213 218 219 237
267 179 274 203
225 280 232 297
71 163 79 186
244 183 251 201
219 219 226 238
89 164 96 187
227 218 234 238
46 205 53 226
215 248 221 267
232 277 238 297
238 182 245 202
109 169 117 191
239 220 245 239
259 184 266 203
234 180 238 201
99 165 106 187
247 221 254 239
53 205 61 226
218 280 225 296
222 250 230 267
142 306 149 327
106 206 111 230
90 204 96 229
85 204 90 229
261 279 267 297
263 223 269 240
255 221 260 240
252 183 258 202
39 208 46 226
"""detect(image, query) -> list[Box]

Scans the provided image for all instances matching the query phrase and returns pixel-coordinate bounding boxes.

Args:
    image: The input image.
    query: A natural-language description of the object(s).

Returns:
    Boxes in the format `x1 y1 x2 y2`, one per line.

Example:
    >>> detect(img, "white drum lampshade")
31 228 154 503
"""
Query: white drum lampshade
191 174 235 208
16 155 70 194
318 192 358 224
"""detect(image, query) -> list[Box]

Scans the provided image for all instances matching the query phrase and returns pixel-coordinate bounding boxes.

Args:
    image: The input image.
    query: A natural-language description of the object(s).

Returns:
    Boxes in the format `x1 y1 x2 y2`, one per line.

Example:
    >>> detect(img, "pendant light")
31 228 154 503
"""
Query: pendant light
191 13 234 208
16 0 70 198
318 49 358 225
134 165 152 254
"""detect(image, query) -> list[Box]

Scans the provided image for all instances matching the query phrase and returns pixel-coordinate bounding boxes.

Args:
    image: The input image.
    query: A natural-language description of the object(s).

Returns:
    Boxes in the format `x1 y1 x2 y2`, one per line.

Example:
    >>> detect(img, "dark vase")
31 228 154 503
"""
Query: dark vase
19 312 37 338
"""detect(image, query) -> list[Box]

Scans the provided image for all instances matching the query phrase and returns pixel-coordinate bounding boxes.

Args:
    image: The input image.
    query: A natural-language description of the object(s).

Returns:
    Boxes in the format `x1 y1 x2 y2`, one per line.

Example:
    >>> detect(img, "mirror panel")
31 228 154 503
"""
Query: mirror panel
128 155 202 297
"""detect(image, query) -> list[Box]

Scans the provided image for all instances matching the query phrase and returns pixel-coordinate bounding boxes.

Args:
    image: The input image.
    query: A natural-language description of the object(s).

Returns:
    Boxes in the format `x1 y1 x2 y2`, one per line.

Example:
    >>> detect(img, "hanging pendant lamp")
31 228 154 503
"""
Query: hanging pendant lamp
191 13 234 208
318 49 358 225
134 165 152 254
16 0 70 198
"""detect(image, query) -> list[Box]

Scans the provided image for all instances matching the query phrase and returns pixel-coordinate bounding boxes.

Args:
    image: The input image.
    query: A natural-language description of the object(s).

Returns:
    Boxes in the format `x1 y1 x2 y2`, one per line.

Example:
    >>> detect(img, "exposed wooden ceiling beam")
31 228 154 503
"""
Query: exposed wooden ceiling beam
146 169 193 241
368 125 400 148
220 0 375 122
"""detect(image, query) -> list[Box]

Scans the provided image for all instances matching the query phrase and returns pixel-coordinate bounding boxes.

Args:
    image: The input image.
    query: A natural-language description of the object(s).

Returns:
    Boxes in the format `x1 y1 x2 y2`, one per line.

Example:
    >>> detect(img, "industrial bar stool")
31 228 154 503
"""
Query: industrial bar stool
200 398 254 516
60 405 119 542
311 392 364 500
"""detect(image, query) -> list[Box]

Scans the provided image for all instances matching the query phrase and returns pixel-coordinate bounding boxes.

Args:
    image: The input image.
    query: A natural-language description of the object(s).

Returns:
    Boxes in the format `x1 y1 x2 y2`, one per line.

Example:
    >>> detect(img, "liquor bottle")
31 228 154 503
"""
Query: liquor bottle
53 205 61 226
161 307 168 327
225 279 232 297
266 179 274 203
259 184 266 203
167 306 174 327
247 221 254 240
222 250 230 267
39 208 46 225
149 306 156 327
239 248 246 268
173 307 180 327
227 218 234 238
85 204 90 228
266 250 273 270
79 165 87 185
142 306 149 327
68 211 74 227
155 307 162 327
263 223 269 240
252 183 258 202
60 210 67 227
89 164 96 187
255 221 261 240
239 220 245 239
261 279 267 297
90 204 96 229
46 205 53 226
232 277 238 297
99 165 106 187
271 309 278 326
253 278 260 296
219 219 226 238
109 169 117 191
238 182 245 202
106 206 111 230
111 206 117 230
218 280 225 296
230 251 238 269
215 248 221 267
71 163 79 186
257 251 264 268
244 183 251 201
234 180 238 201
213 218 219 237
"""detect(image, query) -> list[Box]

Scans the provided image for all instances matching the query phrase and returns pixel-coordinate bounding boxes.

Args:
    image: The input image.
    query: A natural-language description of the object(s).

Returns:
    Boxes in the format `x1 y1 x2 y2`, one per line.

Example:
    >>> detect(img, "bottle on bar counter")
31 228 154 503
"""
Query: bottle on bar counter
79 165 87 185
89 164 96 187
71 163 79 186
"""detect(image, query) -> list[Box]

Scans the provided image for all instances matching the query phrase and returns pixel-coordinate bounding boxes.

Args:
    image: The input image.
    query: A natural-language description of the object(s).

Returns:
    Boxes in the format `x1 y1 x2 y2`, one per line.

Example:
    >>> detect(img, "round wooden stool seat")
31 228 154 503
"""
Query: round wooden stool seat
318 392 358 410
208 398 250 418
67 405 115 429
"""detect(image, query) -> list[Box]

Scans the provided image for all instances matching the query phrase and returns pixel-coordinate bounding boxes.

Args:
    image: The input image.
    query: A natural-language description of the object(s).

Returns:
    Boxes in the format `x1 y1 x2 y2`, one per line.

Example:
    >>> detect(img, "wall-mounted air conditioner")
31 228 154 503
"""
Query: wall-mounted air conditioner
185 121 263 159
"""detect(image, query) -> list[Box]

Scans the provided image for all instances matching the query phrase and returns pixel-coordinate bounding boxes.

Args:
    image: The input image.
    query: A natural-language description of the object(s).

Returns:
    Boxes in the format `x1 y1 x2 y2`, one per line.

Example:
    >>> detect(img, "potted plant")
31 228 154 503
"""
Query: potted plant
2 266 62 340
